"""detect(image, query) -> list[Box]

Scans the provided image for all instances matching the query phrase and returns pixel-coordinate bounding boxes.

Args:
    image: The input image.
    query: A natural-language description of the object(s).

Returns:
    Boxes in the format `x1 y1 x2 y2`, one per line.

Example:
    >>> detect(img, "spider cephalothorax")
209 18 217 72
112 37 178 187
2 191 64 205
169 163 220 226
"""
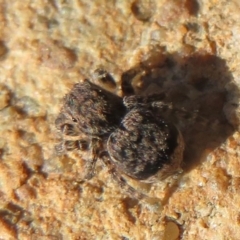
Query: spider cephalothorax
55 79 126 179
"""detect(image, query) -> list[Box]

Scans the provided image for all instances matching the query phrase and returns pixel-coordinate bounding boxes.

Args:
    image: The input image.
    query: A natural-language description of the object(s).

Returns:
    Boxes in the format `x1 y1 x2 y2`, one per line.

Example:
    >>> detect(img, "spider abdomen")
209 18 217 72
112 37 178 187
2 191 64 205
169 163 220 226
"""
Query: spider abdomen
107 107 184 181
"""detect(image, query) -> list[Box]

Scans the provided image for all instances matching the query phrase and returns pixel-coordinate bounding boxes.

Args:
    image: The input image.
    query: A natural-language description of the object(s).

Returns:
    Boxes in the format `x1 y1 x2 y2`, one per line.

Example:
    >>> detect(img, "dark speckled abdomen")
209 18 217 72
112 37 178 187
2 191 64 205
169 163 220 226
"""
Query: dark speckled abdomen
107 107 184 181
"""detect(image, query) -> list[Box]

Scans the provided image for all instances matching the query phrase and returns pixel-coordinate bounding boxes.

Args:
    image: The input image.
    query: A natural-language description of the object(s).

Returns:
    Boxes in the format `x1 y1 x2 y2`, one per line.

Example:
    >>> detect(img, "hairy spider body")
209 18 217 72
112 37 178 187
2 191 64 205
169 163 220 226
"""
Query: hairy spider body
55 78 184 198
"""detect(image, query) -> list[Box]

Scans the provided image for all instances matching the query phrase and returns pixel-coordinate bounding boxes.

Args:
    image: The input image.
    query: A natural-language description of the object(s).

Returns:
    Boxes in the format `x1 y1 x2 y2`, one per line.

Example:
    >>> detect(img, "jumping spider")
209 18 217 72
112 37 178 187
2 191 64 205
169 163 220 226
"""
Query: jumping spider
55 78 184 198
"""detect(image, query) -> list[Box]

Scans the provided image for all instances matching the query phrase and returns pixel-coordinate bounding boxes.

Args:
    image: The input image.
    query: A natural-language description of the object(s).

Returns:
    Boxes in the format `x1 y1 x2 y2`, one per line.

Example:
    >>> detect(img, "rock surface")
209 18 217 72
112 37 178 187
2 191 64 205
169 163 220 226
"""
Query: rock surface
0 0 240 239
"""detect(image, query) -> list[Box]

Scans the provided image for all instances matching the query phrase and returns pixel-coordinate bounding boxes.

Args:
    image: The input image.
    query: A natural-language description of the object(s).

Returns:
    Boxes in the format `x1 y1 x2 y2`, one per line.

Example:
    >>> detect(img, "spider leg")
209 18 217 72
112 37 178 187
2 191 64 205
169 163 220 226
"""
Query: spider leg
84 138 100 180
150 101 172 109
99 152 147 200
55 140 79 154
84 154 98 180
123 94 171 110
124 94 202 128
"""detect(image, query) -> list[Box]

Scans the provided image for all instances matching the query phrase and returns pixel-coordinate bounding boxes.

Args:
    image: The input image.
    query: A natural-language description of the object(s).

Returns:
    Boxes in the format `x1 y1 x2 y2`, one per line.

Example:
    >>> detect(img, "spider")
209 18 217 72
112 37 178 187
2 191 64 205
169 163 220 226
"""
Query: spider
55 79 184 199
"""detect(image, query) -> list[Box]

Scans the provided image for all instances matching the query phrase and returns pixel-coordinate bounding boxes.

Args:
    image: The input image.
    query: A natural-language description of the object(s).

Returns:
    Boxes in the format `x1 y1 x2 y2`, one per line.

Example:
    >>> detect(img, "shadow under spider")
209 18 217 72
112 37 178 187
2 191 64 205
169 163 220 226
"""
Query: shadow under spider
121 47 239 203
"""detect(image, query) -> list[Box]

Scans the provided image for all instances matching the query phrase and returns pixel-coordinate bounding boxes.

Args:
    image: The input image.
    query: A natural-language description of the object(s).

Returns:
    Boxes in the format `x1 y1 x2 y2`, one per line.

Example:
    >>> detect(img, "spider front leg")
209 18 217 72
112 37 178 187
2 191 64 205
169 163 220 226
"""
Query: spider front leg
99 152 147 200
55 139 88 154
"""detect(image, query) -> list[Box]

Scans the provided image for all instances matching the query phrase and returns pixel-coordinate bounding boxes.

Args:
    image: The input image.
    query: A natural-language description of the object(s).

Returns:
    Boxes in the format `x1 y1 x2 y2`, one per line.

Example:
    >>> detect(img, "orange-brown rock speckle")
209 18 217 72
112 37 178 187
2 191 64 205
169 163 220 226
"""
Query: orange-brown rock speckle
0 0 240 239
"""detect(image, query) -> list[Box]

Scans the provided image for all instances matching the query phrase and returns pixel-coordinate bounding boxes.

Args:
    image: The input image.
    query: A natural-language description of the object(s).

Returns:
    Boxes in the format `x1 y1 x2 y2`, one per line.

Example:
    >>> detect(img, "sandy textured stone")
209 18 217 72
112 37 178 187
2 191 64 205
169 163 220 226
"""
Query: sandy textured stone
0 0 240 239
0 84 11 110
0 218 17 240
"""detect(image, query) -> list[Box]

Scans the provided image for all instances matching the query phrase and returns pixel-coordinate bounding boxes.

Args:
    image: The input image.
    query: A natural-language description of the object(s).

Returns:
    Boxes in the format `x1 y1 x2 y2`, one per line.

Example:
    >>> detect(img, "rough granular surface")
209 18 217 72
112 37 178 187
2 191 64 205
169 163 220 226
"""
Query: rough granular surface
0 0 240 239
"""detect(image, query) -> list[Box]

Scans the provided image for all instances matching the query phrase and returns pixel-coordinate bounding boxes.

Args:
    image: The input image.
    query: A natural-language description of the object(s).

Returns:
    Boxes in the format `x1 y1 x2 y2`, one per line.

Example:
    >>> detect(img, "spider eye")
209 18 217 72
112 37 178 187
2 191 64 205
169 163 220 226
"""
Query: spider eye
72 117 77 122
